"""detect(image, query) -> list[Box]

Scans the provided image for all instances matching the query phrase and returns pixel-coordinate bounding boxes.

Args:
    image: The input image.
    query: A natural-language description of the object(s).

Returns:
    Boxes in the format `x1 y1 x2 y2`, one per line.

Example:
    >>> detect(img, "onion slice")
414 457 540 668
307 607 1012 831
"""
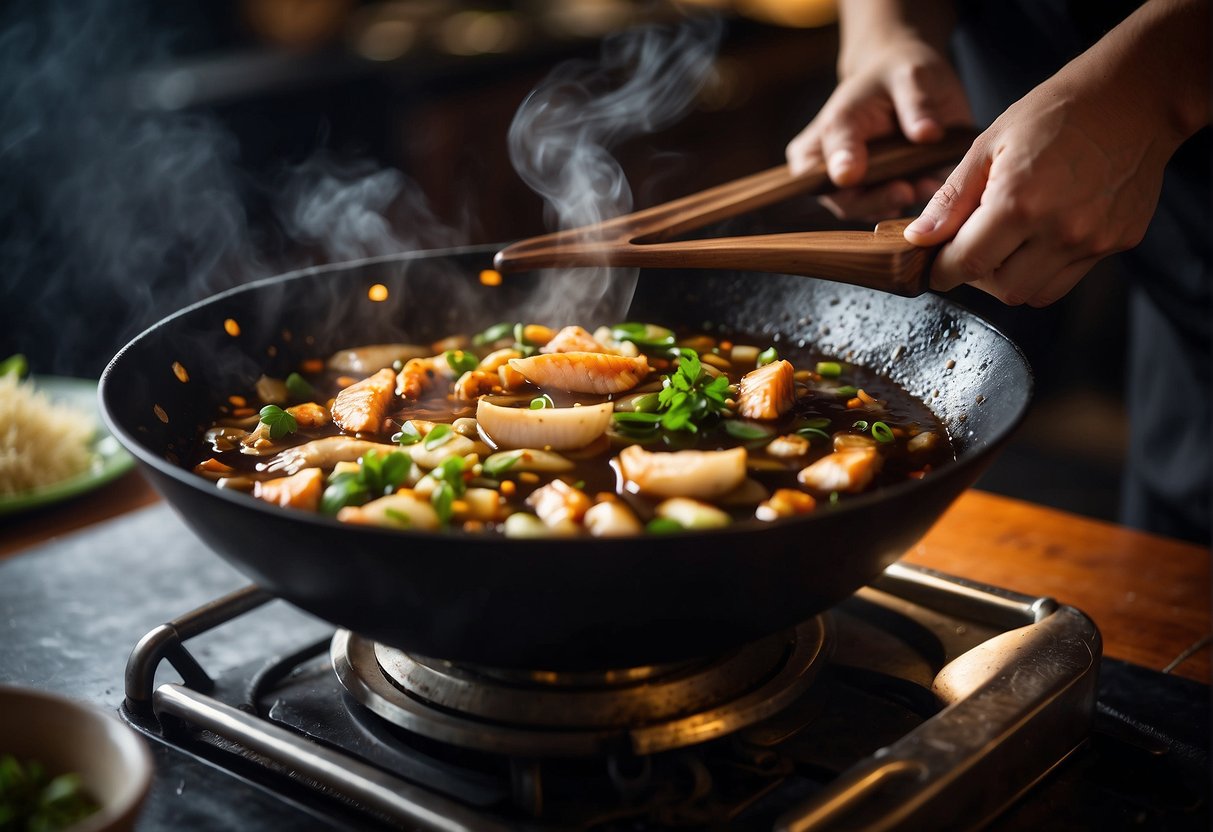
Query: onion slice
476 399 613 451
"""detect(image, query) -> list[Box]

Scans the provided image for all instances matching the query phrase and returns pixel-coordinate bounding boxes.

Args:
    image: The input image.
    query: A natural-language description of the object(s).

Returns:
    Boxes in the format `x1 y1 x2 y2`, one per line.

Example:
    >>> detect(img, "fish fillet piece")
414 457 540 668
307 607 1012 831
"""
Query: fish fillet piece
736 360 795 420
508 352 649 394
332 368 397 434
797 447 883 494
540 325 610 354
616 444 746 500
254 468 323 511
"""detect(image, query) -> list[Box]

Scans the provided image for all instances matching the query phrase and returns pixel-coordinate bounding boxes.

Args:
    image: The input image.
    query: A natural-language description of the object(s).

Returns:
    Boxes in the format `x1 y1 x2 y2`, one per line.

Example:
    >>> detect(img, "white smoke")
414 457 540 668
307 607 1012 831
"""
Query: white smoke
506 14 722 324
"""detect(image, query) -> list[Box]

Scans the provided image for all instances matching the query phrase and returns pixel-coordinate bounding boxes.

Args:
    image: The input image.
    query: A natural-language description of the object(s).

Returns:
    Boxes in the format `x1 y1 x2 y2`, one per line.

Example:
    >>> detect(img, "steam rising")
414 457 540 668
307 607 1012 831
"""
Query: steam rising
0 0 452 376
507 15 722 323
0 1 723 376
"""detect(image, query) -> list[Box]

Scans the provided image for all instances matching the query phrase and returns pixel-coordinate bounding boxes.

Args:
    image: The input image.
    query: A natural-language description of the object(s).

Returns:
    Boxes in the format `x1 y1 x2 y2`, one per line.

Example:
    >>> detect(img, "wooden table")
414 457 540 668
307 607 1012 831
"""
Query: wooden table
3 472 1209 682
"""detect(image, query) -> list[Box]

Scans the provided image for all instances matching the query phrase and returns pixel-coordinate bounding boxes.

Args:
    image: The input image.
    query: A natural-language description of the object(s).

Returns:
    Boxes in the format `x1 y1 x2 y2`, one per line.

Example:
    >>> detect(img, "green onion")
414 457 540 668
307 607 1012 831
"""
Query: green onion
757 347 779 367
383 508 412 528
631 392 661 412
801 416 831 429
258 405 298 440
285 372 315 401
529 394 554 410
796 427 831 443
871 421 895 443
646 517 684 534
424 423 454 450
473 321 514 346
612 411 662 426
393 422 423 446
852 420 870 432
816 361 842 378
610 322 676 348
0 354 28 379
444 349 479 375
483 451 521 478
835 385 858 397
724 420 774 441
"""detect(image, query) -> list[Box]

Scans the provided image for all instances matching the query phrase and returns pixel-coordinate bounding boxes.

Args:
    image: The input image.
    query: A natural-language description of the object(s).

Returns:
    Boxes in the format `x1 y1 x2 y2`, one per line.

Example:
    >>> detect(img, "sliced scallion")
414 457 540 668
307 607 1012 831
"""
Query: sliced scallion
724 420 774 441
473 321 514 346
423 423 454 450
529 394 554 410
835 385 858 397
852 420 870 432
796 427 831 442
757 347 779 367
816 361 841 378
871 421 895 443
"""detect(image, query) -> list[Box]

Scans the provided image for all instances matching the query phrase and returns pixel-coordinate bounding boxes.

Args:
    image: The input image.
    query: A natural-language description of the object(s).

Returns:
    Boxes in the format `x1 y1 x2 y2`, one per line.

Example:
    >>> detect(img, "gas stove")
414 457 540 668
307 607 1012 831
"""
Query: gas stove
118 561 1101 830
2 504 1208 830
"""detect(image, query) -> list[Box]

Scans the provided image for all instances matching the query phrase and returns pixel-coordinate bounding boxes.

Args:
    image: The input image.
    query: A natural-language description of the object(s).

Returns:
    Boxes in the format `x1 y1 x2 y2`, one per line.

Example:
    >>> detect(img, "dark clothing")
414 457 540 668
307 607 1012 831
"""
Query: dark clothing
952 1 1211 545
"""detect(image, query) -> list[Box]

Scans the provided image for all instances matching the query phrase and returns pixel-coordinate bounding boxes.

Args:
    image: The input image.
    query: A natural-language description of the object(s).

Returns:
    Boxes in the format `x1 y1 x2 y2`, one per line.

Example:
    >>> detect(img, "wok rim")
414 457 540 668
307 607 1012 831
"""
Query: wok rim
99 244 1034 550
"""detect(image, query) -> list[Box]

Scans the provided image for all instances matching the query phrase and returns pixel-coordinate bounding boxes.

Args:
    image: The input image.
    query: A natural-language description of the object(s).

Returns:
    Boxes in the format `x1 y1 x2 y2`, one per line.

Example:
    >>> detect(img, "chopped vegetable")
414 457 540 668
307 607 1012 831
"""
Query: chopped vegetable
529 394 554 410
473 321 514 346
285 372 316 400
444 350 479 375
423 424 454 450
394 422 423 446
653 349 732 433
871 421 895 443
0 755 99 832
724 420 775 441
816 361 841 378
0 354 29 379
610 322 676 348
320 449 413 514
258 404 298 440
756 347 779 367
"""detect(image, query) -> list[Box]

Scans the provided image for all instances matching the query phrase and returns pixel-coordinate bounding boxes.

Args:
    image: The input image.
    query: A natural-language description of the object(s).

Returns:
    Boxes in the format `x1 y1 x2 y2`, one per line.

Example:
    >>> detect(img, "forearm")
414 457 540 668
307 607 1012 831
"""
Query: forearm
838 0 956 77
1063 0 1210 148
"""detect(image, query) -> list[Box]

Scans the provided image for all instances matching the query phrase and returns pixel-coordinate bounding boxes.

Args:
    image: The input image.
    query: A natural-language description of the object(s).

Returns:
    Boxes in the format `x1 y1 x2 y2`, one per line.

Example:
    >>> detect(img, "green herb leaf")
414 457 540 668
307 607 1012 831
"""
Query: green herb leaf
529 394 554 410
424 423 454 450
431 480 455 524
285 372 316 401
473 321 514 346
871 421 895 443
258 405 298 440
757 347 779 367
393 422 423 446
444 349 479 375
0 354 29 379
320 449 413 514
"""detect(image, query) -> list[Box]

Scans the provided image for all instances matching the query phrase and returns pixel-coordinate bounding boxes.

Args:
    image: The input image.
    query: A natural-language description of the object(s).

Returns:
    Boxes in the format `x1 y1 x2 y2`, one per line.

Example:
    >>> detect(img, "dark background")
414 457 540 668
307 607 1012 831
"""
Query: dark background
0 0 1127 523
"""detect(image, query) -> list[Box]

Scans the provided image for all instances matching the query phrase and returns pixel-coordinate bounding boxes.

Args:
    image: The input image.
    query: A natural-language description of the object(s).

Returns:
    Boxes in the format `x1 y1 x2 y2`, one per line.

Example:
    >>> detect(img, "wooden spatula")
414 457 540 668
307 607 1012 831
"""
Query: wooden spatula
494 128 975 297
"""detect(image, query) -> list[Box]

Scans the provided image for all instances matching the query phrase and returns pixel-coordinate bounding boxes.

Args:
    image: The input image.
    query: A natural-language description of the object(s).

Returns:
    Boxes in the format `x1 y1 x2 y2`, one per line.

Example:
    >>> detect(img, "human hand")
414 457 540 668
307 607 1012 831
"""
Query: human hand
785 37 972 222
904 76 1174 307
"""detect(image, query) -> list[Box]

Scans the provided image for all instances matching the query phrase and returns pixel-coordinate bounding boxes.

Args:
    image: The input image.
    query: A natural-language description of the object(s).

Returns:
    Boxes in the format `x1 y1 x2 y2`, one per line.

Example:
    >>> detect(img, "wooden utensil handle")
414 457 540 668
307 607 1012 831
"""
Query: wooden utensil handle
494 128 975 296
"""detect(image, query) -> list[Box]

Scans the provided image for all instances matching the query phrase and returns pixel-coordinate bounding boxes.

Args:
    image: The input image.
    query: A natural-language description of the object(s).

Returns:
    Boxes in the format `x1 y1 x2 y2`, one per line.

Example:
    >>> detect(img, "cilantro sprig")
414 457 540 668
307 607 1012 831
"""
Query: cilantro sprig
258 405 298 440
0 754 99 832
613 348 731 435
428 455 469 524
321 450 414 515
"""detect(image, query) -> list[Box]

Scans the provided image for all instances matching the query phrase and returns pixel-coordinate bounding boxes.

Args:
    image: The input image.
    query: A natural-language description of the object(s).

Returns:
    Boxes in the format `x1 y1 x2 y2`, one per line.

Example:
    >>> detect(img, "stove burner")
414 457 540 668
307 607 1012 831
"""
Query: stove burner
332 617 830 757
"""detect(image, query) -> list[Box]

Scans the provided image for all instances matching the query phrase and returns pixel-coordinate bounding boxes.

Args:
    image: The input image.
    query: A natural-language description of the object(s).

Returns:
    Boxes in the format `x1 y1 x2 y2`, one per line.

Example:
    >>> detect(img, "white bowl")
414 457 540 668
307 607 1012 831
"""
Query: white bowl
0 685 153 832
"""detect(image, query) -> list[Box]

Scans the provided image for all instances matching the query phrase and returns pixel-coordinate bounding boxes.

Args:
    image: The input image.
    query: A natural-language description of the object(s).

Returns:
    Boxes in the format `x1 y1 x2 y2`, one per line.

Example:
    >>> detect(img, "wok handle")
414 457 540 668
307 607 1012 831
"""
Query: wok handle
494 127 973 296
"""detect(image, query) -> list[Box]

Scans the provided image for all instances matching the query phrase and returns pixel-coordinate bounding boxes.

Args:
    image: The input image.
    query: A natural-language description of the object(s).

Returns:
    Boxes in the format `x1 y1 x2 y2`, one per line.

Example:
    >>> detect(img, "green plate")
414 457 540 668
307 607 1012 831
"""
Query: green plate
0 377 135 516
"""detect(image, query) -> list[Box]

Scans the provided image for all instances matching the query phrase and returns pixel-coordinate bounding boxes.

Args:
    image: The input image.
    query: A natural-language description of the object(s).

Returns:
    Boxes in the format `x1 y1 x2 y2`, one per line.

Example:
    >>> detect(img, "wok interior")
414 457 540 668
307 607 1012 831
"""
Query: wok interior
101 248 1031 668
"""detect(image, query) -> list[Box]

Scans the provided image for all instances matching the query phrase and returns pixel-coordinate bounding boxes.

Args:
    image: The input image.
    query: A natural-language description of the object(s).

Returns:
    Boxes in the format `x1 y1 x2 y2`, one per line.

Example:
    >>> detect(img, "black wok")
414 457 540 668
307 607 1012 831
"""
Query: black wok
100 247 1032 669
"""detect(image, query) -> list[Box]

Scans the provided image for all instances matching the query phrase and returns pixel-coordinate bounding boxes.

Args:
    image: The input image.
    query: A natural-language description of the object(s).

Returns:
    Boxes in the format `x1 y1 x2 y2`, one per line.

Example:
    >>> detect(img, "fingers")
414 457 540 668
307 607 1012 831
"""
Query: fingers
887 67 945 144
928 200 1028 293
818 119 870 187
904 148 990 247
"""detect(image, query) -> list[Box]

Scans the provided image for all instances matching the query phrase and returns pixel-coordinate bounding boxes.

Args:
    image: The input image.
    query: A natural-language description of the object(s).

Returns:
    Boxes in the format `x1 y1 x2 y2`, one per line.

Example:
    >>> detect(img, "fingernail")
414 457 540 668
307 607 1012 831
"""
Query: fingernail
905 216 936 236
